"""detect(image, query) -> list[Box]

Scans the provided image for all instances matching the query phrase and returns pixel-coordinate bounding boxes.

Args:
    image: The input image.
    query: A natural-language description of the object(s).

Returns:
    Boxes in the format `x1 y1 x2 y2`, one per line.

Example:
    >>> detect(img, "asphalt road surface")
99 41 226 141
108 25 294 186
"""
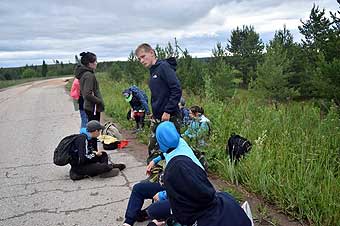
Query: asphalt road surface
0 78 149 226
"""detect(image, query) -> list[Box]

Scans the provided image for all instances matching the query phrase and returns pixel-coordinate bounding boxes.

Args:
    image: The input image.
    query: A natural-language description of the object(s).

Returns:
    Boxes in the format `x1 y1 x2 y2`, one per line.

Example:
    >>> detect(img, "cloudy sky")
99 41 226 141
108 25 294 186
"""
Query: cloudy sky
0 0 338 67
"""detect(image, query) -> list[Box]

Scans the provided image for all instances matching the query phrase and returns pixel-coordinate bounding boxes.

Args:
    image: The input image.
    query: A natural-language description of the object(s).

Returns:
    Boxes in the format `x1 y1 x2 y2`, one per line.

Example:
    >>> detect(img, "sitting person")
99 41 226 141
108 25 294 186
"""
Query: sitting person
122 118 207 226
69 120 126 180
178 97 190 126
122 85 150 132
182 106 211 147
155 121 252 226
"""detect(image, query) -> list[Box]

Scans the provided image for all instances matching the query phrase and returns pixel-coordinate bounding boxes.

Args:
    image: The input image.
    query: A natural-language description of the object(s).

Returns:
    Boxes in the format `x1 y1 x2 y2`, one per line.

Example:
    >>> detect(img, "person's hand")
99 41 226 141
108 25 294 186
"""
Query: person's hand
130 110 135 120
95 150 103 156
146 160 155 175
153 192 160 202
151 220 166 226
161 112 170 121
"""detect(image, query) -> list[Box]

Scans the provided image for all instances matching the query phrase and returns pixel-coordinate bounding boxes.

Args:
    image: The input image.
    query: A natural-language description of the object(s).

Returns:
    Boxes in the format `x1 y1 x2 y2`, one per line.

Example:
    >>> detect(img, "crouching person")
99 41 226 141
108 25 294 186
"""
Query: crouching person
156 121 252 226
69 120 126 180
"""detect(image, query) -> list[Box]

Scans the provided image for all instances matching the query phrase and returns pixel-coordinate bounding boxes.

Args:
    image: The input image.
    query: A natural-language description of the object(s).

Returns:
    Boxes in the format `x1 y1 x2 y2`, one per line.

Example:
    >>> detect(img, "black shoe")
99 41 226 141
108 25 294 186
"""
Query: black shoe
146 222 157 226
110 163 126 171
99 168 120 178
136 209 149 222
69 170 85 181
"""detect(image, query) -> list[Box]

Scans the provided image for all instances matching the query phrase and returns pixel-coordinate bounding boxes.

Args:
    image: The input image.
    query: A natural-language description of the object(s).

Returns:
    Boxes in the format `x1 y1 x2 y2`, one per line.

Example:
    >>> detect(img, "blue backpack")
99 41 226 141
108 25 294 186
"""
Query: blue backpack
128 85 150 113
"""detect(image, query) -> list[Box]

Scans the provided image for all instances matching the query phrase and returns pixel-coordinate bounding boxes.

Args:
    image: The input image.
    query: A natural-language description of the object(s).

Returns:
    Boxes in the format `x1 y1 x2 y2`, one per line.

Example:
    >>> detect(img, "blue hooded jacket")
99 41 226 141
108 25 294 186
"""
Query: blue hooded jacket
156 121 251 226
149 58 182 120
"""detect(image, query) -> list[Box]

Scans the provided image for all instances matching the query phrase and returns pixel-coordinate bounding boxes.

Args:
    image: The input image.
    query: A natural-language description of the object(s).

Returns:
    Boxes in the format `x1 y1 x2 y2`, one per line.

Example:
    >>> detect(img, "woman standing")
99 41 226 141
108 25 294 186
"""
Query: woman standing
75 52 104 150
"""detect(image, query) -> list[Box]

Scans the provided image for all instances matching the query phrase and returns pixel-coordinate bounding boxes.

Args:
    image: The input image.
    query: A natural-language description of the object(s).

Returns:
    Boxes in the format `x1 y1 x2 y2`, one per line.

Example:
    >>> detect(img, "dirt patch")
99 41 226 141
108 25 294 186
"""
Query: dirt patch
103 114 309 226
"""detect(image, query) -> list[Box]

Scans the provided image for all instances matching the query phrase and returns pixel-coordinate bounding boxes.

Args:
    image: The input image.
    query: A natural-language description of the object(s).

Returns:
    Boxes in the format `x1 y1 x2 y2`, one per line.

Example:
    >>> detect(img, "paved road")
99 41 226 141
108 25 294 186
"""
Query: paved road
0 78 149 226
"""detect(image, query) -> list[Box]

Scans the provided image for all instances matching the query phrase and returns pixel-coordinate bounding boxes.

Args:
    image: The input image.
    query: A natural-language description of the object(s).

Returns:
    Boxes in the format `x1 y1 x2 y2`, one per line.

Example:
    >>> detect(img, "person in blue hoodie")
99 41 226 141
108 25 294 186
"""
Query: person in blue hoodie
69 120 125 180
153 121 252 226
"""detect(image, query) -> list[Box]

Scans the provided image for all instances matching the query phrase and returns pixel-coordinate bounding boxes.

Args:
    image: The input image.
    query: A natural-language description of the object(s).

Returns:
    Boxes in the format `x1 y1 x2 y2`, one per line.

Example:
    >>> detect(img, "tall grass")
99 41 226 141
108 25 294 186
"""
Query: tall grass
97 73 340 225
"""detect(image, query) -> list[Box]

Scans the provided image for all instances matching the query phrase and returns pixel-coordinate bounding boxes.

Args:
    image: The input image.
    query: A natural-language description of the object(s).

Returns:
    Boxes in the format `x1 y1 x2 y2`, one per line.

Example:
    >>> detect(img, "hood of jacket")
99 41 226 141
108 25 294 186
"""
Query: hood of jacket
151 57 177 73
74 64 93 79
156 121 180 153
80 127 91 140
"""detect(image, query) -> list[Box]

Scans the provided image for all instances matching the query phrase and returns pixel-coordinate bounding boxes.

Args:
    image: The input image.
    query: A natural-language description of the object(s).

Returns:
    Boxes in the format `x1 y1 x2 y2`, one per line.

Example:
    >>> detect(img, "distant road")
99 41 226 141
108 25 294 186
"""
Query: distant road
0 78 148 226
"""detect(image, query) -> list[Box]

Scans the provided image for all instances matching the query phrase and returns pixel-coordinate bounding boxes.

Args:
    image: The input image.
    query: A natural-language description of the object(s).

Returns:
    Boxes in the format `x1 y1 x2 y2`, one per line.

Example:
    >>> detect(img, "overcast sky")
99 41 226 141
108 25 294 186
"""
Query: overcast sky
0 0 338 67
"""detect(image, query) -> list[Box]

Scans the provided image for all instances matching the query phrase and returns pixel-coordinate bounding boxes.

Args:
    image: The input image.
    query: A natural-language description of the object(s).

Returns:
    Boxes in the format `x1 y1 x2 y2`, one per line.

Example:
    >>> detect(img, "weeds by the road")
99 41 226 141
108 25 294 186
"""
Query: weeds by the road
96 73 340 225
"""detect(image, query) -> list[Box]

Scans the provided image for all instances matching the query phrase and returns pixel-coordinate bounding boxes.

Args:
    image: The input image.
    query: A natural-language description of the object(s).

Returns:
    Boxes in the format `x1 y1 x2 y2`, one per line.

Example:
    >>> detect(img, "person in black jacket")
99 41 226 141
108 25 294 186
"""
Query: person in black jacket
155 121 252 226
75 52 104 151
135 43 182 131
69 120 125 180
135 43 182 157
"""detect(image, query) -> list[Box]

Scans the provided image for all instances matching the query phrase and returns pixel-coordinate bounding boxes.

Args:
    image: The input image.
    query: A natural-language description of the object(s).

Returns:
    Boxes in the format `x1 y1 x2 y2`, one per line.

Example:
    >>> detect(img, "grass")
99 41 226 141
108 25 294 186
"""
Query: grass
0 75 73 90
95 73 339 225
0 78 41 89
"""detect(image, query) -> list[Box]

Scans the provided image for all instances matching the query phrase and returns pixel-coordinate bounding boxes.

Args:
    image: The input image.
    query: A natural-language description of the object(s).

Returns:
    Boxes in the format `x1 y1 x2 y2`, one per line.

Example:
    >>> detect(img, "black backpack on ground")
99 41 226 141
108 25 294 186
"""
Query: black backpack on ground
53 134 80 166
226 133 252 162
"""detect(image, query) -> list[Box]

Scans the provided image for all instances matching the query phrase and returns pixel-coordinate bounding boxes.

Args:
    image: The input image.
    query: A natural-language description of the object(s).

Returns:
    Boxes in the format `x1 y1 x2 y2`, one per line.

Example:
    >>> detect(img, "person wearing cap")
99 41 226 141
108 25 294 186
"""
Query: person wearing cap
146 121 251 226
68 120 126 180
178 97 190 126
122 85 150 133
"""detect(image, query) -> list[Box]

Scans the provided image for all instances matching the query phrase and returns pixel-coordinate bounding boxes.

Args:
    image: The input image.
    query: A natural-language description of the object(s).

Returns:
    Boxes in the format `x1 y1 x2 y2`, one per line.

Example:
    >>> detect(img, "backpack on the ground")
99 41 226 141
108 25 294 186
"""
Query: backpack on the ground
226 133 252 162
53 134 80 166
102 122 122 140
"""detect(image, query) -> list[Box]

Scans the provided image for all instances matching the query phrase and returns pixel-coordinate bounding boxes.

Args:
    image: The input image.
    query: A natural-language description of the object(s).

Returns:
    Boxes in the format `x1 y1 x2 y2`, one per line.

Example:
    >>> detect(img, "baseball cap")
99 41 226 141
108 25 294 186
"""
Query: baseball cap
86 120 105 132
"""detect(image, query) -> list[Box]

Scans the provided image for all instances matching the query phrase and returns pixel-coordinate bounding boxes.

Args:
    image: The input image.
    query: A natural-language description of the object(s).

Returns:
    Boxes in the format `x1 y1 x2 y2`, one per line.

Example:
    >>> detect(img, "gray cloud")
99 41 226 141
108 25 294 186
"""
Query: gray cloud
0 0 338 67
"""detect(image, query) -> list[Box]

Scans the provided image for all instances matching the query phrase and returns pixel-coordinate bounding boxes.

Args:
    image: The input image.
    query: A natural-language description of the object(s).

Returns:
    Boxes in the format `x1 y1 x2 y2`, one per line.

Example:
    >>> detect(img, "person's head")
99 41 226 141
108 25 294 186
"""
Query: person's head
156 121 180 153
80 52 97 70
135 43 157 68
178 97 186 108
122 89 133 102
189 105 204 118
86 120 104 138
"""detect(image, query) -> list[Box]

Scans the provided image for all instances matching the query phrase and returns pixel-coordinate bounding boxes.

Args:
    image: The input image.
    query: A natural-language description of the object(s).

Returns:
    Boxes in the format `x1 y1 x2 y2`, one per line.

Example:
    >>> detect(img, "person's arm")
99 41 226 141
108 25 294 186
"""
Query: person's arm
73 135 97 165
161 64 182 114
82 73 103 104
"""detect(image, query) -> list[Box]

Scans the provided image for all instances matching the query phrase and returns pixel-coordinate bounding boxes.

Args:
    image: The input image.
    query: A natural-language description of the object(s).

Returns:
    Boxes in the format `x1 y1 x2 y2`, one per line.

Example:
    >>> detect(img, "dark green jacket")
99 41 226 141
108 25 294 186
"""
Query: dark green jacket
75 65 104 112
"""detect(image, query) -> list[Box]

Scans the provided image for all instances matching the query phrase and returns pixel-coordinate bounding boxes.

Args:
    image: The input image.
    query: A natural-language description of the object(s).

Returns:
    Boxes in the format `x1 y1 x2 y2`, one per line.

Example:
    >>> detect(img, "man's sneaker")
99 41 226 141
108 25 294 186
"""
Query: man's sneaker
69 169 86 181
110 163 126 171
99 168 120 178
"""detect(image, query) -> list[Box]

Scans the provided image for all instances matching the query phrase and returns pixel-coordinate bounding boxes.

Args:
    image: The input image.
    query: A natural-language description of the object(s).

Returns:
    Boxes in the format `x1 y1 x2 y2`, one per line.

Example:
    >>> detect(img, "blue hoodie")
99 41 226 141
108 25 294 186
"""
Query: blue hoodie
149 58 182 120
156 121 251 226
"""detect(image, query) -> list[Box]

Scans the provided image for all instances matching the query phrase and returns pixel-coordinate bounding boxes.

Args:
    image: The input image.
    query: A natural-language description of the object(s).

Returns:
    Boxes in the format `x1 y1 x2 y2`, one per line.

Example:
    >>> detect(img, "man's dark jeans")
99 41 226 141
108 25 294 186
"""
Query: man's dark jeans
71 152 112 177
124 181 171 225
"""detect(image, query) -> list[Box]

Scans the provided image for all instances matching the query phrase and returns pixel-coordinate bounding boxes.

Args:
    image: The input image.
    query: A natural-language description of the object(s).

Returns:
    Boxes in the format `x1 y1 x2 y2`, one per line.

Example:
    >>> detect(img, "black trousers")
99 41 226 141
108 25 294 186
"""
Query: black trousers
85 109 101 151
71 152 112 177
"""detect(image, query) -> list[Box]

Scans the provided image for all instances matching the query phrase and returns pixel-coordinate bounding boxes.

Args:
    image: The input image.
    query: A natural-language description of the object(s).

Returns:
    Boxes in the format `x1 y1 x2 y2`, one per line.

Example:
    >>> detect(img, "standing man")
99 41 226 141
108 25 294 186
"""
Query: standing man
135 43 182 156
135 43 182 130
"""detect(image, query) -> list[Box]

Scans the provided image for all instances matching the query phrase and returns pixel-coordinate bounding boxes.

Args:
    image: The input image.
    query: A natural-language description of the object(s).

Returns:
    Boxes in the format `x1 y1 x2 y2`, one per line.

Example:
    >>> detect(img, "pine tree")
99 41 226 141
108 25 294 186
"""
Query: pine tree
227 25 264 87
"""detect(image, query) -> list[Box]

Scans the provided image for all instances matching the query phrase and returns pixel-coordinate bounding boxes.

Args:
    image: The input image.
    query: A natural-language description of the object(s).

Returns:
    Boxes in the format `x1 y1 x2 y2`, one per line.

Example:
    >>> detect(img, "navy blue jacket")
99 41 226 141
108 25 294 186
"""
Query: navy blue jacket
149 58 182 120
164 155 251 226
